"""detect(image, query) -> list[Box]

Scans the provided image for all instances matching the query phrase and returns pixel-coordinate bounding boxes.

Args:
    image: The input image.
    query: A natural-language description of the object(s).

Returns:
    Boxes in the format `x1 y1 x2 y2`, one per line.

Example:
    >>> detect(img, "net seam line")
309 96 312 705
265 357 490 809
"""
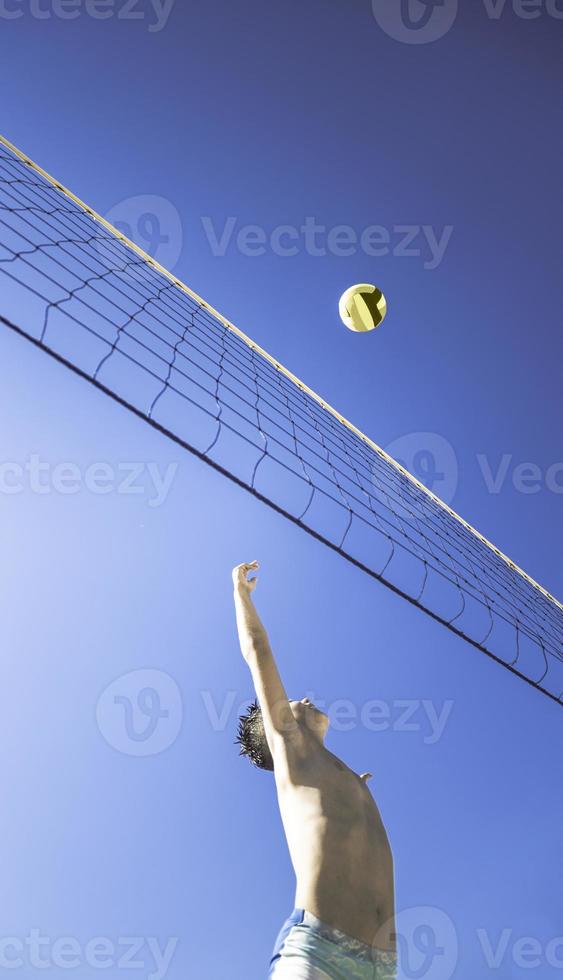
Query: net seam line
1 132 560 614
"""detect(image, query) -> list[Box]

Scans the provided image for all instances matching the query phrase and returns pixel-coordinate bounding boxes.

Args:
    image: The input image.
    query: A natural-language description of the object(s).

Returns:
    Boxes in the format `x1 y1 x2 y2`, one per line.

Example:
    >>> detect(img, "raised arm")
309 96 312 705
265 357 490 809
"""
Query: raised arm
232 561 299 752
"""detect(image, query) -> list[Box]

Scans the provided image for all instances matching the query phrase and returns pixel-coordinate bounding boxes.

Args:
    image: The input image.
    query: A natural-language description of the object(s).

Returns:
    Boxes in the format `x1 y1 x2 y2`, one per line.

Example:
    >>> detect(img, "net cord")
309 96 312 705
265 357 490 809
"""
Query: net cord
0 131 560 623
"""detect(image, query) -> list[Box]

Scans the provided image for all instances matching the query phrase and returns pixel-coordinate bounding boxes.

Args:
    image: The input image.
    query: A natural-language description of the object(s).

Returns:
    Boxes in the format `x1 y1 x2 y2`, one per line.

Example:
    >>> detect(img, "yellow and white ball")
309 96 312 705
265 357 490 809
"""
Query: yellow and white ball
339 283 387 333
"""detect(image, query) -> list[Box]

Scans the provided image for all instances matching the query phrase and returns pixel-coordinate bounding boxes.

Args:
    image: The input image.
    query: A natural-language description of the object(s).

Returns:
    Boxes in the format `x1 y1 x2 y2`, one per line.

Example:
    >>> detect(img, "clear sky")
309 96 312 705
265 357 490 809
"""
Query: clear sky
0 2 562 978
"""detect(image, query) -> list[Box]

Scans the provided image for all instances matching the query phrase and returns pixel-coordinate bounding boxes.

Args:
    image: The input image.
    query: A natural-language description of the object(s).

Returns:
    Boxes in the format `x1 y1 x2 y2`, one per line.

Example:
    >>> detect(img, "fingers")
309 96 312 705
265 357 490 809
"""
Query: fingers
232 560 260 586
236 560 259 573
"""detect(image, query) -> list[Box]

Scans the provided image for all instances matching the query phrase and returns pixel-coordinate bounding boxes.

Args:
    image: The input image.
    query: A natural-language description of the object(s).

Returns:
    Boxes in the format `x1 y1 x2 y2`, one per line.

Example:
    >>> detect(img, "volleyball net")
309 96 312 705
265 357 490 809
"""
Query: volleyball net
0 134 561 706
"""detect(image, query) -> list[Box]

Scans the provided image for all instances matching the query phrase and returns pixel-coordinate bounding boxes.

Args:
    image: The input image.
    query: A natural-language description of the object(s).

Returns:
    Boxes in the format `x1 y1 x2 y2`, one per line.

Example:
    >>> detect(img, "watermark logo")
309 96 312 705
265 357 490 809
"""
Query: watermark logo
372 0 563 44
384 432 459 505
371 0 458 45
102 194 183 269
97 669 183 756
395 906 458 980
380 435 562 504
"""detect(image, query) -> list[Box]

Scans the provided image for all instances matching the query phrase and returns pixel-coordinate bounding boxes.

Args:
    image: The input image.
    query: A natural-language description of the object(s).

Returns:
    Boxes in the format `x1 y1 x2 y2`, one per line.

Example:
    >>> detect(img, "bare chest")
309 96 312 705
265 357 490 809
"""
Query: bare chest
279 759 383 838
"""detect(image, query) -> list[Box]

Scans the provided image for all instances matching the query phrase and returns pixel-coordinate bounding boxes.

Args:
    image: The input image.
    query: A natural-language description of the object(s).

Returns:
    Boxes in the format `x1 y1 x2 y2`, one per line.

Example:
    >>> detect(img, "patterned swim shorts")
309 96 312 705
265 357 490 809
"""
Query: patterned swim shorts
268 908 397 980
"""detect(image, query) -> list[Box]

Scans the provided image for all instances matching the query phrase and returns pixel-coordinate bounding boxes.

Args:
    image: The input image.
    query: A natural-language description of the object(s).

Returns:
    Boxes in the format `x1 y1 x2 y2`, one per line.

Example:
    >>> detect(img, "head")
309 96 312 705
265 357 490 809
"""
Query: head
235 697 329 772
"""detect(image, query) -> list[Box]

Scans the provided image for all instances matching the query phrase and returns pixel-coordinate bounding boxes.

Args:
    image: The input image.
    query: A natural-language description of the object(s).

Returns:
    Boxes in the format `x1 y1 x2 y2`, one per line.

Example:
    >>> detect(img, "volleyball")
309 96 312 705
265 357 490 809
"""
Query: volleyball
339 283 387 333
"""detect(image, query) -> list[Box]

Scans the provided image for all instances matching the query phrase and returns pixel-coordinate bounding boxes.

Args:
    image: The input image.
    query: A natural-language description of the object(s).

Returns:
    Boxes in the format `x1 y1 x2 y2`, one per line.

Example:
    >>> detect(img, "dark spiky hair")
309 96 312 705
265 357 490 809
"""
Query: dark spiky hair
235 699 274 771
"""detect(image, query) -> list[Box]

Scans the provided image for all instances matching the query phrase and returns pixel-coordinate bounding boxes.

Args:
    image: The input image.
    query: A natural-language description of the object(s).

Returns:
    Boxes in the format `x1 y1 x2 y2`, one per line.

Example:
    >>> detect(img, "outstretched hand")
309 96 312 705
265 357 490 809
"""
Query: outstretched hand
232 560 260 596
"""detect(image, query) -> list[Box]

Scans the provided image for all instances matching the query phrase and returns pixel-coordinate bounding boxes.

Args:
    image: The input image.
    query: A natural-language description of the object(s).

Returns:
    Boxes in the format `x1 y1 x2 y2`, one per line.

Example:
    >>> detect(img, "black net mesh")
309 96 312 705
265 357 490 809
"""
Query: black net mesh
1 138 561 706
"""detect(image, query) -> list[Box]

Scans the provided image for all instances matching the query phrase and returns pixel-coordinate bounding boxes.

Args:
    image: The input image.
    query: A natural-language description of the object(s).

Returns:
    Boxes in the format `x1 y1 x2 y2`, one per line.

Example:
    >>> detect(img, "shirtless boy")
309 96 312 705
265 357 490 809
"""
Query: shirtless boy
233 561 397 980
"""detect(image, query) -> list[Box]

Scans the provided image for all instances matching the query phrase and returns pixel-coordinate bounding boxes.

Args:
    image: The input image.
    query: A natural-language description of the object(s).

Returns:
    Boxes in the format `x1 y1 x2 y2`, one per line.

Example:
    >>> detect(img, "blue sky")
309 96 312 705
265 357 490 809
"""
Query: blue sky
0 2 562 978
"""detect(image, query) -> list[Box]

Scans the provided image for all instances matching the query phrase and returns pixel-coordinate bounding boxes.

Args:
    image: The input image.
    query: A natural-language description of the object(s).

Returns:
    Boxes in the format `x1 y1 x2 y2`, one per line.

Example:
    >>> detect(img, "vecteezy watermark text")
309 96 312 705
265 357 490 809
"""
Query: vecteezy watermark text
383 432 563 506
477 928 563 970
371 0 563 46
202 691 454 745
0 0 175 32
0 931 178 979
477 454 563 495
0 456 178 507
201 217 454 270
